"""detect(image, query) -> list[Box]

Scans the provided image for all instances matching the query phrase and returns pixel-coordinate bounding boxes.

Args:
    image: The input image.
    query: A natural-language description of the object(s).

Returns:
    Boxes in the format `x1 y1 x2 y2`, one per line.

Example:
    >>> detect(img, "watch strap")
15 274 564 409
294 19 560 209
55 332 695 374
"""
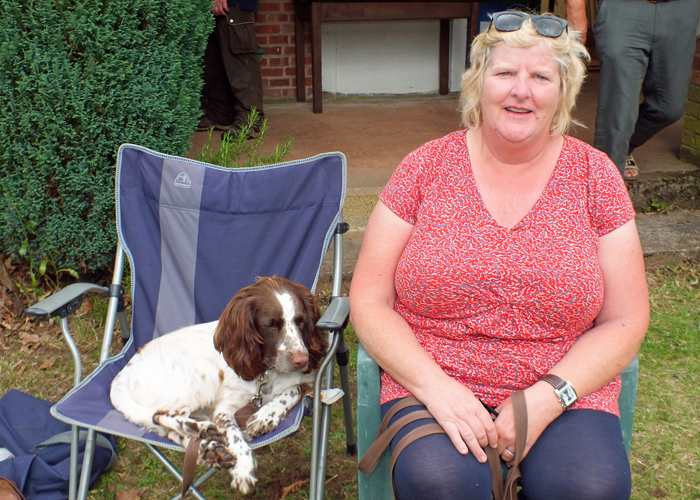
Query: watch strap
541 373 566 390
541 373 578 409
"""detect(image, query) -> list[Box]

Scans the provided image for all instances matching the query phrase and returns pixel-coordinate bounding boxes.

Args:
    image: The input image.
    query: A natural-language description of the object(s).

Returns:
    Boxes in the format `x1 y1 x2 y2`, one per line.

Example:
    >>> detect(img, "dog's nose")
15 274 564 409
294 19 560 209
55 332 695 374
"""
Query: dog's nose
290 351 309 369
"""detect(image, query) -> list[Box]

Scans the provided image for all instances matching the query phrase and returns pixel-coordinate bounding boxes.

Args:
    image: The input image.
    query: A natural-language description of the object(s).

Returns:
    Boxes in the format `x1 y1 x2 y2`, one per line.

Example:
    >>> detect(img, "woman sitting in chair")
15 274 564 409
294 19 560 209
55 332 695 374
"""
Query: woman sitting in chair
349 11 649 500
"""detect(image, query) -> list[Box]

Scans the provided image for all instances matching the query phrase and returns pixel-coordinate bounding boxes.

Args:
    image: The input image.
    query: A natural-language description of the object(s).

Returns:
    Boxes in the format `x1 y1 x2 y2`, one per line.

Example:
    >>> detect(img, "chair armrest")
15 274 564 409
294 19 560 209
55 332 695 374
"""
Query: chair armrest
357 341 392 499
25 283 108 318
316 296 349 331
619 356 639 458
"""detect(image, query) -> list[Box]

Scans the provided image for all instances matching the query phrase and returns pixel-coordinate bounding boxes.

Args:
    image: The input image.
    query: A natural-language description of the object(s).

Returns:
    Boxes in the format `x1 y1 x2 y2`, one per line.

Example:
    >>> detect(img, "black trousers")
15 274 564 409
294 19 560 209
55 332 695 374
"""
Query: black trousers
204 11 264 127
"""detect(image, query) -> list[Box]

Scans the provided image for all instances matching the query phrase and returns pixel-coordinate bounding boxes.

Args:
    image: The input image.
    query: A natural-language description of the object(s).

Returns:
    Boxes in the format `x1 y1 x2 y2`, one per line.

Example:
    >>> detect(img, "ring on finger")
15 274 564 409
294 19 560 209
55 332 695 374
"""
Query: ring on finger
503 448 515 458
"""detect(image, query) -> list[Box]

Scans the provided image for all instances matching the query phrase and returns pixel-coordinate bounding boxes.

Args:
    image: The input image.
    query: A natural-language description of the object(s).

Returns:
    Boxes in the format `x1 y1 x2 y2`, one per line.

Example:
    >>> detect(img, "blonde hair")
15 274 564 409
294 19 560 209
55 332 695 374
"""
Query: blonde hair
459 13 590 136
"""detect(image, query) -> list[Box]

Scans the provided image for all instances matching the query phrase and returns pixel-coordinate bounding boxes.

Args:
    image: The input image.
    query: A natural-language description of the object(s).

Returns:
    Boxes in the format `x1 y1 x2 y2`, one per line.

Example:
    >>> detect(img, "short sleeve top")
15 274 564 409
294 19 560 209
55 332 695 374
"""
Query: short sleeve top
378 131 636 416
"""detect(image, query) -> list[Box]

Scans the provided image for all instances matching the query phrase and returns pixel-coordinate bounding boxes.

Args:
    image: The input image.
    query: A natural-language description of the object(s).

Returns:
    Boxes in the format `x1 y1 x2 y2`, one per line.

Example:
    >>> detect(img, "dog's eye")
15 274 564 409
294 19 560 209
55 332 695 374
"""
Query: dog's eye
295 316 308 329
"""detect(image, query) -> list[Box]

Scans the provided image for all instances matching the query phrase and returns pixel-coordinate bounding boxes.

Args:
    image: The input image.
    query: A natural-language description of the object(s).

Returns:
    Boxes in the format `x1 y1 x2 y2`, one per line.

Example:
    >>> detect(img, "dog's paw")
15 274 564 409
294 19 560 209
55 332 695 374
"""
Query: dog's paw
198 422 226 443
199 439 235 470
229 452 257 494
244 404 290 439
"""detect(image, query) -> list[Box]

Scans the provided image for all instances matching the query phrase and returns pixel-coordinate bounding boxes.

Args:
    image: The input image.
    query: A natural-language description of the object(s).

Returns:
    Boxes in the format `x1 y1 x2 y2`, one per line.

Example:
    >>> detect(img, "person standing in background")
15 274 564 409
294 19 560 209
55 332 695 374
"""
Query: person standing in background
568 0 699 179
198 0 264 137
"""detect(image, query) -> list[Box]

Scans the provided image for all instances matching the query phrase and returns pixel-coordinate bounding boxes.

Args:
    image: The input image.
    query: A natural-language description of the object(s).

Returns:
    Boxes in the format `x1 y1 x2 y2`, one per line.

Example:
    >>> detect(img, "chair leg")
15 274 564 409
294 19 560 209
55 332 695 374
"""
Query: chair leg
76 429 97 500
311 401 333 499
338 351 357 456
68 425 80 500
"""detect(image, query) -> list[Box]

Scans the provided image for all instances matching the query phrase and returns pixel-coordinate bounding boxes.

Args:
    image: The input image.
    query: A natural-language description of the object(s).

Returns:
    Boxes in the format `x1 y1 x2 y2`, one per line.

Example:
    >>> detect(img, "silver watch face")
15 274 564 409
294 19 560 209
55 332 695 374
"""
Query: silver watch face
558 383 578 407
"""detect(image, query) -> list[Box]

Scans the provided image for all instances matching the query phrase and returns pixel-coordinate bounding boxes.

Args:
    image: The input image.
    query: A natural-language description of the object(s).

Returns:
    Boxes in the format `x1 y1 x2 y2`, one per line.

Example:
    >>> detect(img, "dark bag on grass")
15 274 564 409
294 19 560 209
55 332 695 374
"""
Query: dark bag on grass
0 390 116 500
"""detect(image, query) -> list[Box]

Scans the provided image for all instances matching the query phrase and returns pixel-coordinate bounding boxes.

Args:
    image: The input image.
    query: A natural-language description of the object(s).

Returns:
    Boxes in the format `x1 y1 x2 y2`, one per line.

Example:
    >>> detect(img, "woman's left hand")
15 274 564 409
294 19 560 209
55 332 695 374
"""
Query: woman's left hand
494 382 563 466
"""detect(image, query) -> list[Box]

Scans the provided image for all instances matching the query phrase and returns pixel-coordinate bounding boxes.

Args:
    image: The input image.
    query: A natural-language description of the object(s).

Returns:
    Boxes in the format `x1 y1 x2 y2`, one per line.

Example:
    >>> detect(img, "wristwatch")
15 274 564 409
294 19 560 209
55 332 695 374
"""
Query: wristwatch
541 374 578 410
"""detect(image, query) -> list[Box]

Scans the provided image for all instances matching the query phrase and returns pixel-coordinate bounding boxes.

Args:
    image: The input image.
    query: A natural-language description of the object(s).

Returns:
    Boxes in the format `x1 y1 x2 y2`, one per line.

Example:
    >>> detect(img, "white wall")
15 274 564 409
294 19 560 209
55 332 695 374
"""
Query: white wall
320 19 469 94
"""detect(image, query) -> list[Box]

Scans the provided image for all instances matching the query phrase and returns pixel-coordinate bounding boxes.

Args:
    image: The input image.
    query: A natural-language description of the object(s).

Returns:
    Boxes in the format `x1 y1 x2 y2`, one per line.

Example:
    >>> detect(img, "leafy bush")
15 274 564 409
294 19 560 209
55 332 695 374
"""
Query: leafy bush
0 0 213 276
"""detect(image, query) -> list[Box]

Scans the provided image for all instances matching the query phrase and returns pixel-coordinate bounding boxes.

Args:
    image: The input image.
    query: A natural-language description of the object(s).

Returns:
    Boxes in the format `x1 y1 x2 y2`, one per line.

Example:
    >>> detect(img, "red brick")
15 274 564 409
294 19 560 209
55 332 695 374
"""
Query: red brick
257 25 281 34
262 67 284 77
258 2 281 11
270 78 291 86
264 88 284 97
267 57 289 67
692 70 700 87
269 35 289 45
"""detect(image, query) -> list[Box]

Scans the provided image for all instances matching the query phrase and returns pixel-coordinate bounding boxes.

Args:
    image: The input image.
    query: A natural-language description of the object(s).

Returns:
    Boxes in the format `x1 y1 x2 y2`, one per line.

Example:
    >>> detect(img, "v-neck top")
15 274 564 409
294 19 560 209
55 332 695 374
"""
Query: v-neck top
379 130 635 415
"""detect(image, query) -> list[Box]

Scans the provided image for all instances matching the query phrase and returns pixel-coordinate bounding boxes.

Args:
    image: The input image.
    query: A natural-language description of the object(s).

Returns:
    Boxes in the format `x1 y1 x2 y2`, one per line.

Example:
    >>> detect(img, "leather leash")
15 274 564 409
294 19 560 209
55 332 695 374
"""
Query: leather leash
181 437 201 498
358 392 528 500
181 371 270 497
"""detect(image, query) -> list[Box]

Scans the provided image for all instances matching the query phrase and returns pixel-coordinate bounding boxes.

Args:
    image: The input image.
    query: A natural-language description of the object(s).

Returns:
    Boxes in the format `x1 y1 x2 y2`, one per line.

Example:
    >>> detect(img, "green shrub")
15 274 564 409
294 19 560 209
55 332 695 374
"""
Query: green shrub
0 0 213 276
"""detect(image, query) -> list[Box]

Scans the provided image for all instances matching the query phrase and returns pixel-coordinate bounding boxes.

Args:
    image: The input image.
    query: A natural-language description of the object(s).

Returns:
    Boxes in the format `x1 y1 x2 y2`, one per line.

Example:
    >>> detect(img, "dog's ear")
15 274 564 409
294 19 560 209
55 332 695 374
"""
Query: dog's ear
214 287 266 381
291 282 328 372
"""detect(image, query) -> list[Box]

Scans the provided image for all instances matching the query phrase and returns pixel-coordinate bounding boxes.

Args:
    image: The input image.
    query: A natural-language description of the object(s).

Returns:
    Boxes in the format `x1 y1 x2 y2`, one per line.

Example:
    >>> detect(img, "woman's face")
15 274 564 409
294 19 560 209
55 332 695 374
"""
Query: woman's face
480 41 561 145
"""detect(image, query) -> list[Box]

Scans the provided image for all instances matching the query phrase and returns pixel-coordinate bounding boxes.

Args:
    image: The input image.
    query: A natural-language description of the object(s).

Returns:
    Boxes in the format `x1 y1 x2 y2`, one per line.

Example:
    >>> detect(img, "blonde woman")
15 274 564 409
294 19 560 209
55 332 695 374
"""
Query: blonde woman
350 11 649 500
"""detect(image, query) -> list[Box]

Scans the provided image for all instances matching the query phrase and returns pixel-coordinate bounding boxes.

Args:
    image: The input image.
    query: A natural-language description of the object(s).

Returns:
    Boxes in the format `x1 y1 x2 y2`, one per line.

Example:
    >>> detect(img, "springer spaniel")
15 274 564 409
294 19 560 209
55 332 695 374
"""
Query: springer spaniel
110 276 327 494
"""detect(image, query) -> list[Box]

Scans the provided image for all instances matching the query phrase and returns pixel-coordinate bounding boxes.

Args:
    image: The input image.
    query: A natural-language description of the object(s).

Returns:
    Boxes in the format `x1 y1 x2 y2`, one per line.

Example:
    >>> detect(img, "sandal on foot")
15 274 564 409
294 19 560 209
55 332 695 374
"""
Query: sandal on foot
624 155 639 179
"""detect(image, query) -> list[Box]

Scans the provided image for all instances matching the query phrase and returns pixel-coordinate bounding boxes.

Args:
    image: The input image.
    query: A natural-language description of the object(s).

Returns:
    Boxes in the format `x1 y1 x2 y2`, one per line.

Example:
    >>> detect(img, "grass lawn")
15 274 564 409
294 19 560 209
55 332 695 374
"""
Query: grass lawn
1 261 698 499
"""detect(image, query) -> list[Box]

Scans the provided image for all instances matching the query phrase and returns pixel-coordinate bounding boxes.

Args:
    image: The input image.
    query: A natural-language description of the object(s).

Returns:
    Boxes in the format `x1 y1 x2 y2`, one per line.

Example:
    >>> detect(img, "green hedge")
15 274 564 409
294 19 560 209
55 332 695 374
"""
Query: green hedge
0 0 212 275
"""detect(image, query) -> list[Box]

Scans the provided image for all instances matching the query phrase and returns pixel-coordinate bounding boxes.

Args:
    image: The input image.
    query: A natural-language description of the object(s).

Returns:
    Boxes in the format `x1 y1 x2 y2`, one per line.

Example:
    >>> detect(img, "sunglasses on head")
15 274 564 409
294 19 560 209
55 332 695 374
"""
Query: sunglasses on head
490 11 568 38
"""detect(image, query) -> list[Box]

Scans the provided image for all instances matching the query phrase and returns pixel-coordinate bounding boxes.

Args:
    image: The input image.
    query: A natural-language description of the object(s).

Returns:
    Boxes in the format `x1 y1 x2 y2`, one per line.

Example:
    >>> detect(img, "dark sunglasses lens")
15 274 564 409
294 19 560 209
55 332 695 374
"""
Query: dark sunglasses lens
493 13 526 32
534 18 566 37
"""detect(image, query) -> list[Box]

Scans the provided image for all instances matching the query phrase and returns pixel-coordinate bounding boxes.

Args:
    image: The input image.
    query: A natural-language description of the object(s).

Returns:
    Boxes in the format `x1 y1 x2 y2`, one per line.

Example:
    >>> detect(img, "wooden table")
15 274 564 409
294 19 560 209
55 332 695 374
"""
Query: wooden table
294 0 480 113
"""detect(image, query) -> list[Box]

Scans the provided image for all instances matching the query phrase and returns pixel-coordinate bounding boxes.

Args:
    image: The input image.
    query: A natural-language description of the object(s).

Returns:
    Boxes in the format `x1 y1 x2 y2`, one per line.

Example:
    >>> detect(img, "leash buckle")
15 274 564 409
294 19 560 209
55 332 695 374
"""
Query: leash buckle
251 371 270 408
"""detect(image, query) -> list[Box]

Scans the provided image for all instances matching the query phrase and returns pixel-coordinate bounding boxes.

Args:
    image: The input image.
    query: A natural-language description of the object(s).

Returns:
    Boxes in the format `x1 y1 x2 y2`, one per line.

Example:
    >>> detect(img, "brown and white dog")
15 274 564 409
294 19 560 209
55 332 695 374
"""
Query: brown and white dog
110 276 327 494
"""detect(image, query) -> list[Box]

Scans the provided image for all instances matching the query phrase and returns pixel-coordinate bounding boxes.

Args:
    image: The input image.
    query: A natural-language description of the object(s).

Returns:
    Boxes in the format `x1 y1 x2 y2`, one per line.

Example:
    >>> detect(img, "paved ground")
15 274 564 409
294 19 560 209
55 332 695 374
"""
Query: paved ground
189 70 700 281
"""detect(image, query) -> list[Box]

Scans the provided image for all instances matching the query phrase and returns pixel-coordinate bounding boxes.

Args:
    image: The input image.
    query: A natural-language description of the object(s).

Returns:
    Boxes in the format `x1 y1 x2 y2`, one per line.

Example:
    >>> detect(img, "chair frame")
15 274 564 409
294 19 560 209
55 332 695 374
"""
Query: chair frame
27 149 355 500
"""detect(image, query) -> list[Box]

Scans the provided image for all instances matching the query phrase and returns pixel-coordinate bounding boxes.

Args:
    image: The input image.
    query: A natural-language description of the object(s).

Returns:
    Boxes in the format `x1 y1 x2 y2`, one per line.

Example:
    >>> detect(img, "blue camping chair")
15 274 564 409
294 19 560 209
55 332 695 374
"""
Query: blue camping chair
356 344 639 499
26 144 354 500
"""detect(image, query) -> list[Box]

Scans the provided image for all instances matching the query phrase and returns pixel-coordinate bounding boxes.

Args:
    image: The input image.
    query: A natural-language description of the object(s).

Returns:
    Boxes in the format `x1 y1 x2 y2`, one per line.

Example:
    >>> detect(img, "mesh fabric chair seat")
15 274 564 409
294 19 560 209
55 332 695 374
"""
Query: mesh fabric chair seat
29 144 354 500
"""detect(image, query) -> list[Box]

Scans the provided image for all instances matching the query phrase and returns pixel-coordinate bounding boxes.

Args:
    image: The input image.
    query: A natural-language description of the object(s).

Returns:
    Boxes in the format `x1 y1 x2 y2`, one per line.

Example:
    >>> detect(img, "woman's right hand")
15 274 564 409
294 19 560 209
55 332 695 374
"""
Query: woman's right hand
419 377 499 463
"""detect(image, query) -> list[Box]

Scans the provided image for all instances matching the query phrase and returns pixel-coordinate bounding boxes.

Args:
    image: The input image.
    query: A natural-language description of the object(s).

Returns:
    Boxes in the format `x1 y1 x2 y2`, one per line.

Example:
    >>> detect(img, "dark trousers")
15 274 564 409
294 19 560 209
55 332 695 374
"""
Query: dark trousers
593 0 699 176
383 399 632 500
204 11 264 127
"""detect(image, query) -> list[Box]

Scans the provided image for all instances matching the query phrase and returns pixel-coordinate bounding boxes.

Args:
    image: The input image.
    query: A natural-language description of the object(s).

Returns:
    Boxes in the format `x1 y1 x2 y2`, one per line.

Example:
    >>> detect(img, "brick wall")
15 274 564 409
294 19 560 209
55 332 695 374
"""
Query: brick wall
681 38 700 167
255 0 309 99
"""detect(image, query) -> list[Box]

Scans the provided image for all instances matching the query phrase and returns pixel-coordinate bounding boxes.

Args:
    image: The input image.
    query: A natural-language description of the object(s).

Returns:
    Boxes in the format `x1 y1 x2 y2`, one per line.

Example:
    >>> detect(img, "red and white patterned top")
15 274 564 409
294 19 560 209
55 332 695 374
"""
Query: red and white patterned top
379 131 635 416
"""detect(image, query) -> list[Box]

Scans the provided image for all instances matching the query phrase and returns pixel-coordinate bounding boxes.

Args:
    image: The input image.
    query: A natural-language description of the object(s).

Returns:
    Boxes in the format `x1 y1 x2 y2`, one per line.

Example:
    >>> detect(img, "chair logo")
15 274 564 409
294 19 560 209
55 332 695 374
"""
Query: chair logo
174 172 191 189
